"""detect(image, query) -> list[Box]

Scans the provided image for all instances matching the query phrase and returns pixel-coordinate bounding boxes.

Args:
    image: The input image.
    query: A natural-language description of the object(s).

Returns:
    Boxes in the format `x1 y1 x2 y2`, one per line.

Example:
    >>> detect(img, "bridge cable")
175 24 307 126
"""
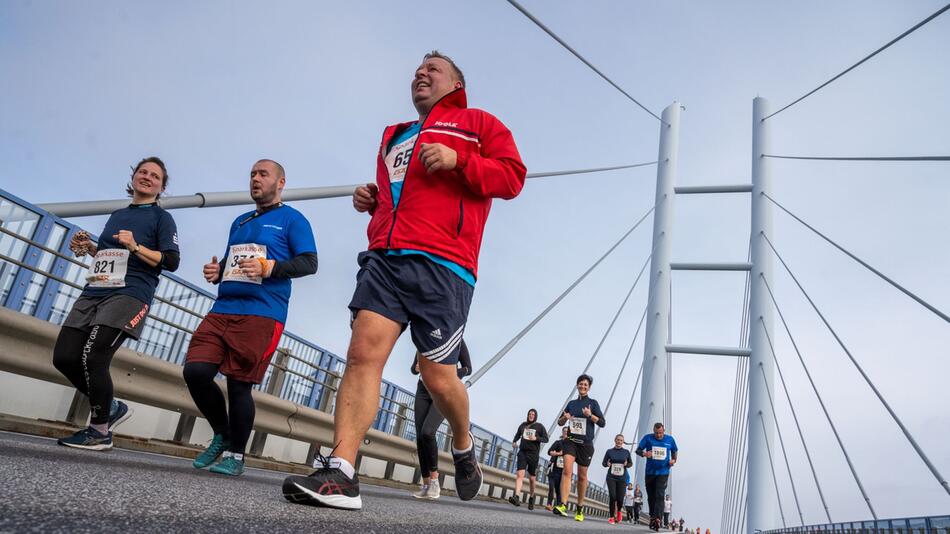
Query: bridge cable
758 412 788 529
760 275 878 519
762 2 950 121
756 362 805 526
617 359 645 440
594 305 649 441
760 317 834 523
764 193 949 323
546 252 654 437
722 260 752 534
466 202 656 387
528 161 658 178
505 0 665 124
763 155 950 162
764 234 950 500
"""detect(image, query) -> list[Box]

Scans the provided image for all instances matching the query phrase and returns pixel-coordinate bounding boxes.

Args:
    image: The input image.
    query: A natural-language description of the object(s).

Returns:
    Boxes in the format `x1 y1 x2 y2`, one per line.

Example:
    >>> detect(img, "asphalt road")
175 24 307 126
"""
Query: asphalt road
0 431 652 533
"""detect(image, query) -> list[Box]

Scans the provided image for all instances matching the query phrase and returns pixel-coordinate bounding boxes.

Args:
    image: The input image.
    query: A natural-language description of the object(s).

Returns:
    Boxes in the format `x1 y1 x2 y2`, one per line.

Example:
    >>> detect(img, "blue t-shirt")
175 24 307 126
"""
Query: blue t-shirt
603 446 633 481
81 203 179 304
384 122 476 287
638 433 678 476
564 396 605 444
211 204 316 324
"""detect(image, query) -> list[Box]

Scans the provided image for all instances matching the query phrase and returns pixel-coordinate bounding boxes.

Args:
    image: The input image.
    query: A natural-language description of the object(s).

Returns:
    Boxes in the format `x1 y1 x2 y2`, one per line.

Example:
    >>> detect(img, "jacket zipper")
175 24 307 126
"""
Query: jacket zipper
385 88 463 249
456 195 464 236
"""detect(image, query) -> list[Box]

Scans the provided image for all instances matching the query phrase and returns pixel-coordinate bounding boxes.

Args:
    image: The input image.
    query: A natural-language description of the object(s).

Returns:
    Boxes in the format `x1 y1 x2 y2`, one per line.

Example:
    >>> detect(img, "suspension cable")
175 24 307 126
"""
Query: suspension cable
505 0 665 124
466 203 656 387
546 252 653 436
760 275 877 519
763 155 950 162
764 193 949 323
618 359 645 436
527 161 658 179
762 2 950 121
760 317 833 523
764 233 950 499
595 306 649 440
758 412 788 528
757 363 805 526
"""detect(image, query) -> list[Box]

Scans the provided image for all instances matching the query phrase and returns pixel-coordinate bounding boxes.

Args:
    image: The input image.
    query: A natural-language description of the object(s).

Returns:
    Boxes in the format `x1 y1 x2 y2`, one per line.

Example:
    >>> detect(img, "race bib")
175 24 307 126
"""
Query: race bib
223 243 267 284
523 428 537 441
85 249 129 288
610 463 625 476
556 456 564 468
570 417 587 436
384 132 418 183
651 446 668 461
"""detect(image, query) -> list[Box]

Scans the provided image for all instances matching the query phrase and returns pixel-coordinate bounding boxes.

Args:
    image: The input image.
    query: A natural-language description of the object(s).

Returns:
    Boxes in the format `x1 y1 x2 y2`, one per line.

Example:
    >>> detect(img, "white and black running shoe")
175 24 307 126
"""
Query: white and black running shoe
282 452 362 510
452 432 483 501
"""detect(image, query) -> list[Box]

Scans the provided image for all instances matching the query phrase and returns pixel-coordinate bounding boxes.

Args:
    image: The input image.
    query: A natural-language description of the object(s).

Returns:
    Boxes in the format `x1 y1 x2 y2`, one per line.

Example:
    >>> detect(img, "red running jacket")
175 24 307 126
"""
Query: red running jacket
366 88 526 278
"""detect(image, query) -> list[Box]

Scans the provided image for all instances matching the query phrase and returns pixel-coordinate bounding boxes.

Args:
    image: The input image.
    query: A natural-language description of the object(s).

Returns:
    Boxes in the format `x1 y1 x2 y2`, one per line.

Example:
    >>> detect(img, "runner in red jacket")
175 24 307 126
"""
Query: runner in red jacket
283 51 526 511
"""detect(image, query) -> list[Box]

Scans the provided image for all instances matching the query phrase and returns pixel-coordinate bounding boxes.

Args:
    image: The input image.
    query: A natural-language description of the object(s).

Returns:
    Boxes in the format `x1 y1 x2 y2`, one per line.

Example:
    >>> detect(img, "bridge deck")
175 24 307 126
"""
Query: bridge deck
0 431 651 533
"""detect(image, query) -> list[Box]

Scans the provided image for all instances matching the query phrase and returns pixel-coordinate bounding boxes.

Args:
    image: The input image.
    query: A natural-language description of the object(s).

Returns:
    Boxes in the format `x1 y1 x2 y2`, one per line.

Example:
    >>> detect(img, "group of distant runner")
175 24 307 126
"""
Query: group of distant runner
49 48 684 525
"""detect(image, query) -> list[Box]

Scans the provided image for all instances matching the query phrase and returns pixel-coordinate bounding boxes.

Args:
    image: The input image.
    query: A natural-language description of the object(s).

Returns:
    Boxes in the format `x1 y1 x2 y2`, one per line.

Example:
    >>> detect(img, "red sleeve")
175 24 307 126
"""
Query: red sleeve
455 113 526 200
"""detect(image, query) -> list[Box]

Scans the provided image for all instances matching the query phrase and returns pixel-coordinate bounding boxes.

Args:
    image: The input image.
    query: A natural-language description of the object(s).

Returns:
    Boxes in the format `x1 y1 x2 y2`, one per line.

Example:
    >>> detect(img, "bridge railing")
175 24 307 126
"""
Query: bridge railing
761 514 950 534
0 187 609 507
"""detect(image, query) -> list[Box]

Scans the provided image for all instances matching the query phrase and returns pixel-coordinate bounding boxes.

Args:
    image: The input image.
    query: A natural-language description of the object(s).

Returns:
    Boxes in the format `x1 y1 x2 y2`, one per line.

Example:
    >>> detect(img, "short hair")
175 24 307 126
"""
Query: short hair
654 422 665 430
576 374 593 386
126 156 169 198
424 50 465 88
255 159 285 179
615 433 625 440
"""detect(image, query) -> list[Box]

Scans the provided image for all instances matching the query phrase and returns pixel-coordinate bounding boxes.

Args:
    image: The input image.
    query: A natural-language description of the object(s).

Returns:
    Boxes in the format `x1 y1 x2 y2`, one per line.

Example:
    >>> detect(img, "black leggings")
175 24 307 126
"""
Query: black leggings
53 325 128 425
607 478 626 517
413 381 445 477
183 362 255 455
547 470 562 505
645 474 669 519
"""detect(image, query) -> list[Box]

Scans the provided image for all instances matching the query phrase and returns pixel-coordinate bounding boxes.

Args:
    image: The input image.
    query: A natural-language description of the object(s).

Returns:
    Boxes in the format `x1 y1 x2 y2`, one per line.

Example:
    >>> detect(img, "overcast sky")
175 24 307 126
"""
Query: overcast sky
2 1 948 530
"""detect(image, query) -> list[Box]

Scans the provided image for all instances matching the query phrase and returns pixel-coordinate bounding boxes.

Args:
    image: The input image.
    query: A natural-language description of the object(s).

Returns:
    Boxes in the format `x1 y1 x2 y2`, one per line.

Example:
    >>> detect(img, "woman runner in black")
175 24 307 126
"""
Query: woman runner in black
409 340 471 499
53 156 179 450
603 433 633 524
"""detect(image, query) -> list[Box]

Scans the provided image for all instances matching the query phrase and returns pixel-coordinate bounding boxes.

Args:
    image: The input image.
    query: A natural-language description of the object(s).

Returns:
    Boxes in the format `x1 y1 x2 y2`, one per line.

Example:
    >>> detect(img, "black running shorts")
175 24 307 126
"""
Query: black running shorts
348 250 473 366
516 449 539 476
562 439 595 467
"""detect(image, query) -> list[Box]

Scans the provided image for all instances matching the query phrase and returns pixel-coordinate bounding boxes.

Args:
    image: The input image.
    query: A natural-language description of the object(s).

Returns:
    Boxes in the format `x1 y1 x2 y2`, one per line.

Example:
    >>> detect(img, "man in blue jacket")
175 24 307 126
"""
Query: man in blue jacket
636 422 679 531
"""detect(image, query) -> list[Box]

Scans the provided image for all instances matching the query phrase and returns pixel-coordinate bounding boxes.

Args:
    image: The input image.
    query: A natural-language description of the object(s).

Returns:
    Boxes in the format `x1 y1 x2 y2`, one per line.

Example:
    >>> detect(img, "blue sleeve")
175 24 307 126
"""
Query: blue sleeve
602 451 609 468
157 211 179 253
670 436 678 453
288 210 317 256
592 400 606 427
636 435 648 455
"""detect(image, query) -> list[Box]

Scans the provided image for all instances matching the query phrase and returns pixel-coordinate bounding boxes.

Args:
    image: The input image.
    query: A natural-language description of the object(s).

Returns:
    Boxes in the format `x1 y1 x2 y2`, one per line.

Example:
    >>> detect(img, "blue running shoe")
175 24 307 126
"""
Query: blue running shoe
107 400 133 432
209 452 245 476
193 434 230 469
58 427 112 451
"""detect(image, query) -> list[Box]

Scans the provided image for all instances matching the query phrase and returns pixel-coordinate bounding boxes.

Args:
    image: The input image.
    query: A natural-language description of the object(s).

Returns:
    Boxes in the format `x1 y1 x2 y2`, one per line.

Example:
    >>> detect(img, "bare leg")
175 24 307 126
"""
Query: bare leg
514 469 526 496
418 356 472 451
559 455 575 505
576 465 589 509
331 310 401 465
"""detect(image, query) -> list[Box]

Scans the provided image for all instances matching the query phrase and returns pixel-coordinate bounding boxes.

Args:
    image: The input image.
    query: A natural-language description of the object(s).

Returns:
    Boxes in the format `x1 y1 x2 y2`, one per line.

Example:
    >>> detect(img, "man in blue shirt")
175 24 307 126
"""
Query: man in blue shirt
183 159 317 477
636 422 679 531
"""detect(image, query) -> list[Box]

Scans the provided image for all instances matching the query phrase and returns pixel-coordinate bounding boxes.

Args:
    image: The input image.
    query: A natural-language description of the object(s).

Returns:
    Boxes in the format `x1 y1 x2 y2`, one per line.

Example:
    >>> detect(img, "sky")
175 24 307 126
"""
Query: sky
1 1 949 530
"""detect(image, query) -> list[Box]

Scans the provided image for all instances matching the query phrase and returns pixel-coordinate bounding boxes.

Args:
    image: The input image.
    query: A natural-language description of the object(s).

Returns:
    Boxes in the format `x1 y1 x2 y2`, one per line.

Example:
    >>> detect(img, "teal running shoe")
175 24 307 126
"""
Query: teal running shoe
209 452 245 476
193 434 230 469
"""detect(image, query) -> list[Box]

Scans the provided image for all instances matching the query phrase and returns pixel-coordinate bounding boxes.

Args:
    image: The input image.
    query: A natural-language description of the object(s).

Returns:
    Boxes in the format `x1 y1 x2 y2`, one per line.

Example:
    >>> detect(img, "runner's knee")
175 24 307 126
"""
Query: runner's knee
182 361 218 386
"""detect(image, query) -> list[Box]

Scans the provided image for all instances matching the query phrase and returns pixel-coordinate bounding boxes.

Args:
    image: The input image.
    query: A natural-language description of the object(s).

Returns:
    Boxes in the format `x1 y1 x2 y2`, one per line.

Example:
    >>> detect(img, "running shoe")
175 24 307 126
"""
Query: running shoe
209 452 245 476
282 451 362 510
545 504 553 512
452 432 483 501
58 427 112 451
107 400 133 432
609 517 616 524
508 495 521 507
411 483 430 499
527 500 534 511
616 511 623 523
575 510 585 522
193 434 230 469
425 479 441 500
553 504 568 517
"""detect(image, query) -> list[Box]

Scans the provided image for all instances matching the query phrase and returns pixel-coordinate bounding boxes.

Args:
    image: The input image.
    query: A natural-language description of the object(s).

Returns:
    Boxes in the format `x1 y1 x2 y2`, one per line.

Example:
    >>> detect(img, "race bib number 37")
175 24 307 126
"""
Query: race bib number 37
570 417 587 436
223 243 267 284
86 249 129 288
610 463 625 476
651 446 668 461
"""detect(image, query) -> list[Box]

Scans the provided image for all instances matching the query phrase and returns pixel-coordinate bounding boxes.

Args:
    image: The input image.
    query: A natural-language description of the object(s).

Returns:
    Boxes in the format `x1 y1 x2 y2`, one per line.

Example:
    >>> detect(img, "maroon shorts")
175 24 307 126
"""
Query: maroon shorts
185 312 284 384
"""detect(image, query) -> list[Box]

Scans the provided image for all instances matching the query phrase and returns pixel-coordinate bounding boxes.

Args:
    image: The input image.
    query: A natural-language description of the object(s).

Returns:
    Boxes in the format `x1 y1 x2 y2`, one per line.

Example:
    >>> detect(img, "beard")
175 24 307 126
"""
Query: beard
252 183 279 205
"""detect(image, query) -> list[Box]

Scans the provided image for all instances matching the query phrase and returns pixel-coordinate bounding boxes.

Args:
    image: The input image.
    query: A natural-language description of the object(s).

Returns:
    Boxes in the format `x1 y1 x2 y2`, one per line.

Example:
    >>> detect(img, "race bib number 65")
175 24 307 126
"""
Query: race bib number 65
223 243 267 284
86 249 129 288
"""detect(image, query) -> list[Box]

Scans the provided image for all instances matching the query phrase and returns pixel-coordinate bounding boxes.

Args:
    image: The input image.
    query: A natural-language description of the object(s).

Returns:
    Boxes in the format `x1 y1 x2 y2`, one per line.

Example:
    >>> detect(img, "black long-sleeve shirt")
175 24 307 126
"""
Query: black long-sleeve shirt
512 421 549 455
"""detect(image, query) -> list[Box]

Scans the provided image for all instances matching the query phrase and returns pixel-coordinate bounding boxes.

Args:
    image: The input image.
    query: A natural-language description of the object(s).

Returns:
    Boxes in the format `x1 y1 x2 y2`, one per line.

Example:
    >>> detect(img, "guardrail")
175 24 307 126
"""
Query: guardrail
760 515 950 534
0 187 611 511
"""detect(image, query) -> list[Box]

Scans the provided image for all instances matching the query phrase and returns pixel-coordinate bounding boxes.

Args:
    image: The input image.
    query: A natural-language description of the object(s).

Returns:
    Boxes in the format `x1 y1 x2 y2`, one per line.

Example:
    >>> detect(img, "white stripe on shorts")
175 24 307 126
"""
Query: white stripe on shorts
422 325 465 363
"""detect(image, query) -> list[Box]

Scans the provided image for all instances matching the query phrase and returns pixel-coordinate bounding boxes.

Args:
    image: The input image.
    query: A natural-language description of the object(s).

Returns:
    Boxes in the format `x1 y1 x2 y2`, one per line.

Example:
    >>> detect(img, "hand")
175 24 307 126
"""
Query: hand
69 231 93 257
112 230 137 251
669 458 676 467
644 449 653 458
418 143 457 173
562 411 571 422
353 183 378 212
238 257 268 278
582 406 592 418
203 256 221 283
